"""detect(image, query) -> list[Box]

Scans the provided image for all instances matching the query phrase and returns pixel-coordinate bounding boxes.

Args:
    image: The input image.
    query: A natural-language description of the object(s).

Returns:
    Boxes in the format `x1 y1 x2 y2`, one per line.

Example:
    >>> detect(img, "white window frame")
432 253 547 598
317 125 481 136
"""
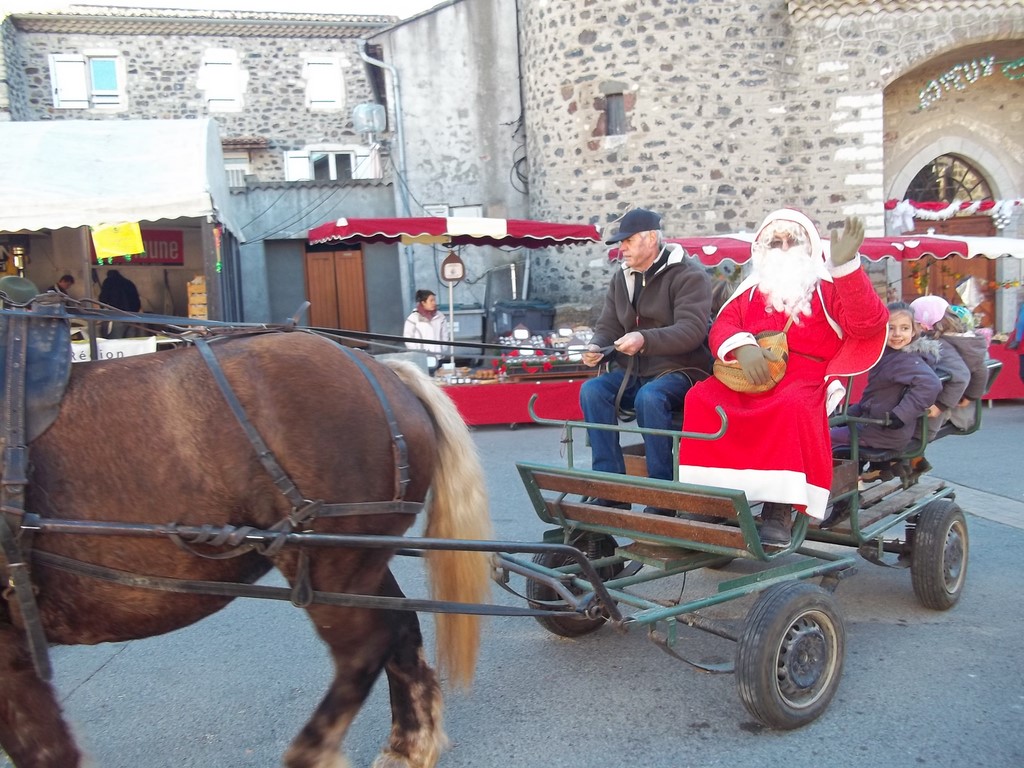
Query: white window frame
198 48 248 113
49 51 126 110
284 144 380 182
302 54 346 111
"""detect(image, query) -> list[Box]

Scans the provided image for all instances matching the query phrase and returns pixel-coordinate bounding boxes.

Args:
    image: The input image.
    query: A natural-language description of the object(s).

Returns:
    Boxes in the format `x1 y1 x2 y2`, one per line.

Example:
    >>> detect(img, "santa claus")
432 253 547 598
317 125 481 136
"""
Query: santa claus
677 209 888 546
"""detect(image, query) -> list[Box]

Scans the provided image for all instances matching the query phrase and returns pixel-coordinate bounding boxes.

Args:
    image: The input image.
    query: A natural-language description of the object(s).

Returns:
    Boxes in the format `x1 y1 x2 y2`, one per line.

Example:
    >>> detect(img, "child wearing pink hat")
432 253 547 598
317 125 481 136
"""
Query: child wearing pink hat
910 296 989 432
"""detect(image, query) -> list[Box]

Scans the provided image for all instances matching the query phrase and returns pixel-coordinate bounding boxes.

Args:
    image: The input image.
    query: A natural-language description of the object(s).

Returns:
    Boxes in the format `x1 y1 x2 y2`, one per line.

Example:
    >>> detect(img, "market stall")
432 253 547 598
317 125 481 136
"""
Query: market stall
308 216 603 425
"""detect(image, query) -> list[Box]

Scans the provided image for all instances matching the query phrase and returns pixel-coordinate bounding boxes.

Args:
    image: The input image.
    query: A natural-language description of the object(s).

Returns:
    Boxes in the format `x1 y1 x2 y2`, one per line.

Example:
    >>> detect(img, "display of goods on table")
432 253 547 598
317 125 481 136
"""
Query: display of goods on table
493 328 595 381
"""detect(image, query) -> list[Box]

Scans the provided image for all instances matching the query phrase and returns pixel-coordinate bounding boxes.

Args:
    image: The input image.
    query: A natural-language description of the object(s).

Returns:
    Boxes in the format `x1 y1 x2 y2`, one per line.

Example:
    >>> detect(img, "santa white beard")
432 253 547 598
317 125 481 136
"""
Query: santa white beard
750 246 825 319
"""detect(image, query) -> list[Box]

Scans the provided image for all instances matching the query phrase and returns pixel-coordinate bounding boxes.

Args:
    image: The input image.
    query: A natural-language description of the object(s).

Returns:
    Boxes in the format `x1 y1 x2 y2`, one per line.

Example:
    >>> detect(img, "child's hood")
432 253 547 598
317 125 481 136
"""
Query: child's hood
903 336 942 363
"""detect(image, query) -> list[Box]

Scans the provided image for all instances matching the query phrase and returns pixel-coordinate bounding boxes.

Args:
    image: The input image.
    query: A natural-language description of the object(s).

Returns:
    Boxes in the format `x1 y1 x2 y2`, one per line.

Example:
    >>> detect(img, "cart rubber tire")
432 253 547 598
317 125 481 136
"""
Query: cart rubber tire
736 581 845 730
911 498 968 611
526 534 619 638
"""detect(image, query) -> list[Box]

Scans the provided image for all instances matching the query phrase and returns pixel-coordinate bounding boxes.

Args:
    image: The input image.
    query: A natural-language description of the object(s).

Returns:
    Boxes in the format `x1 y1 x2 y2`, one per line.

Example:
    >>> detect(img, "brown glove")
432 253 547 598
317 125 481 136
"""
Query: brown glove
830 216 865 266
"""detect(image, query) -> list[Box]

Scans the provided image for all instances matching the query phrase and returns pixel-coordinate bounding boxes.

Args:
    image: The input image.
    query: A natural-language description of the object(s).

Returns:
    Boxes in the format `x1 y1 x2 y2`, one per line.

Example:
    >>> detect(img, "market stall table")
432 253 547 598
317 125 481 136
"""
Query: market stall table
441 378 588 426
984 342 1023 400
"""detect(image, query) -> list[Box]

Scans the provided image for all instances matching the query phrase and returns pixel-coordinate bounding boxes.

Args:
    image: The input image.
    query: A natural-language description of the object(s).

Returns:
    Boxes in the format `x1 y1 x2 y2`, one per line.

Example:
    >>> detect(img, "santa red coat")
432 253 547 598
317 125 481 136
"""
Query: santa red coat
678 264 887 519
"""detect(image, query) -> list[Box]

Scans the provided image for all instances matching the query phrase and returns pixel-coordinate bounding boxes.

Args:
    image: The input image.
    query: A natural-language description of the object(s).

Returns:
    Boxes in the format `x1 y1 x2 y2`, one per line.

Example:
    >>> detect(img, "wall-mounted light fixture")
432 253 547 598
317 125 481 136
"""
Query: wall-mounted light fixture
0 235 31 274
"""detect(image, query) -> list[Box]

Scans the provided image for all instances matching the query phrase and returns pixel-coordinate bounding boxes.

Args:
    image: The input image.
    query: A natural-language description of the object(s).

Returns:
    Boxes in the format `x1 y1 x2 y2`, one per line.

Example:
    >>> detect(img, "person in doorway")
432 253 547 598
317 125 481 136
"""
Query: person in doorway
1008 298 1024 385
403 289 450 364
677 209 888 546
46 274 75 295
579 207 713 508
98 269 141 338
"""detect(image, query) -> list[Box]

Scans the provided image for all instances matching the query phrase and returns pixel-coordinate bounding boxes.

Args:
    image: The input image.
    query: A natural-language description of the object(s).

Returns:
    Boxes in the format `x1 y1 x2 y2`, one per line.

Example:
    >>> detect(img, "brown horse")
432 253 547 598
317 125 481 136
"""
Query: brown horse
0 330 492 768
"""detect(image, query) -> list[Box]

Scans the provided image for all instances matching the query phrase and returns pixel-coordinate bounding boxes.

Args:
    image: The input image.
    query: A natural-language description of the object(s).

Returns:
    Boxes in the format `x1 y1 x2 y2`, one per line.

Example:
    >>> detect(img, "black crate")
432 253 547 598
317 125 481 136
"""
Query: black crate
488 300 556 342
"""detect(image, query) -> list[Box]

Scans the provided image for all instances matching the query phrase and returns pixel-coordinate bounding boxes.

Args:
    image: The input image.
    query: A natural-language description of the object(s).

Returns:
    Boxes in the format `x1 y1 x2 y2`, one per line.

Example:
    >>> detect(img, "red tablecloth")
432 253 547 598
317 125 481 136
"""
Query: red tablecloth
984 342 1023 400
845 340 1022 403
441 378 586 426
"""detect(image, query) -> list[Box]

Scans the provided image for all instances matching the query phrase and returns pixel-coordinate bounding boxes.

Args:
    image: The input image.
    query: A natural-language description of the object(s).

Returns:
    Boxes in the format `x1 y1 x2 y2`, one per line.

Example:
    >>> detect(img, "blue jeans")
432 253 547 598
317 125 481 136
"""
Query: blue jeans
579 370 692 481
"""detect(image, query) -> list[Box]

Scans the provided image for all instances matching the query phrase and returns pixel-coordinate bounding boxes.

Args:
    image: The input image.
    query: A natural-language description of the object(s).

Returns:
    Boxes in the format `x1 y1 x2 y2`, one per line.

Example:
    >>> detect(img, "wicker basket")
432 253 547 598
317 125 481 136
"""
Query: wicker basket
713 329 789 393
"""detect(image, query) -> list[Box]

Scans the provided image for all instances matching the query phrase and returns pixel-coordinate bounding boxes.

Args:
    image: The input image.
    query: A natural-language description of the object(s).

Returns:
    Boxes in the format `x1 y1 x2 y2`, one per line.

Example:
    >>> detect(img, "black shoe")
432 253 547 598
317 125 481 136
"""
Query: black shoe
643 506 675 517
585 497 631 510
758 502 793 547
820 499 850 530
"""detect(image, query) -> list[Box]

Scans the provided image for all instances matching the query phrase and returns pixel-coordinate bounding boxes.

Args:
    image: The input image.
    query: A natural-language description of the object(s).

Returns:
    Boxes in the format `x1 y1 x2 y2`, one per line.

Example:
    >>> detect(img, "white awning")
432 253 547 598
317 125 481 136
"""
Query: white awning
0 118 243 240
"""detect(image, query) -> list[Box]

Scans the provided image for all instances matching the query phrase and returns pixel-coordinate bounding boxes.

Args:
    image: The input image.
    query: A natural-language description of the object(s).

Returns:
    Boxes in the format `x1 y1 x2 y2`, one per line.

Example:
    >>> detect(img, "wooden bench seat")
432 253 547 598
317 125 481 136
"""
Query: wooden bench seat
516 462 785 557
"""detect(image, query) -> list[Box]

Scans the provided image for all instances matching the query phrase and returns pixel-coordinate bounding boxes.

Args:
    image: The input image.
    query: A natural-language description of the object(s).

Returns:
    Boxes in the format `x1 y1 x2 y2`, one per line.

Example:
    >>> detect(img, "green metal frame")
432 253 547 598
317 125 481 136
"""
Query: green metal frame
512 359 1002 646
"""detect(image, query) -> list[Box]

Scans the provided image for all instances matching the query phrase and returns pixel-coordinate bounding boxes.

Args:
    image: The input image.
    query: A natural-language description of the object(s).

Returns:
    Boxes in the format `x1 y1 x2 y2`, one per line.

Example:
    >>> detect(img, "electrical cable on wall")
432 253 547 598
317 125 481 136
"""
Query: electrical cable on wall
245 152 382 242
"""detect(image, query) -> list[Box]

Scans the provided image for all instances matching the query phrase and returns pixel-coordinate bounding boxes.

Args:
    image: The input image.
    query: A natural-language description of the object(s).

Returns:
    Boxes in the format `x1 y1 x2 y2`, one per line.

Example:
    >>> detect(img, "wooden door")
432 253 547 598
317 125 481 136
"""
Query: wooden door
304 249 368 331
900 215 996 326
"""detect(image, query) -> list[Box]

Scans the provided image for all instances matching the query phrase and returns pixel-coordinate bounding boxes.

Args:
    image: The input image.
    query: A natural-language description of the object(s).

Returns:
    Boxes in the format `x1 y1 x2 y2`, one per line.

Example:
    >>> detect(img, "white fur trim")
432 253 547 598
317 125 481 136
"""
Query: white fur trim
678 465 830 519
827 255 862 278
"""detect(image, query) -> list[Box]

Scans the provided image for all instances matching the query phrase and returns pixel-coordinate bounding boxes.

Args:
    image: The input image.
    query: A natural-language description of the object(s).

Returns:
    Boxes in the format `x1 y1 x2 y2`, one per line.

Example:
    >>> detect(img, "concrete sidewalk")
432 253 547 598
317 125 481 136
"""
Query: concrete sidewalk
947 482 1024 531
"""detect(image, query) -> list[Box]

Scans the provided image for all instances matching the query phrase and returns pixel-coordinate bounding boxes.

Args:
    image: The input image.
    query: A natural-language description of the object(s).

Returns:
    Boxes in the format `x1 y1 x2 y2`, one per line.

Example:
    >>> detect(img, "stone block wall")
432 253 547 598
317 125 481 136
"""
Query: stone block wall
518 0 1024 305
8 23 384 180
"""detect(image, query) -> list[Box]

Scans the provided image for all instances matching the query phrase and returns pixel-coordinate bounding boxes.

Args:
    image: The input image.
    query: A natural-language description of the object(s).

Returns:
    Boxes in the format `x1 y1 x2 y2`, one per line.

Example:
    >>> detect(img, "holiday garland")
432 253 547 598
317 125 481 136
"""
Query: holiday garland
884 198 1022 231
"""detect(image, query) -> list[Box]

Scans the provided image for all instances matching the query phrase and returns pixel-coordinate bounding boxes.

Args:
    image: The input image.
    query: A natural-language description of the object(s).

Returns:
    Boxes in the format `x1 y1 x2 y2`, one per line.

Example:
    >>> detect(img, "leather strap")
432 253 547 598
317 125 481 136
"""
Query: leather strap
1 313 53 680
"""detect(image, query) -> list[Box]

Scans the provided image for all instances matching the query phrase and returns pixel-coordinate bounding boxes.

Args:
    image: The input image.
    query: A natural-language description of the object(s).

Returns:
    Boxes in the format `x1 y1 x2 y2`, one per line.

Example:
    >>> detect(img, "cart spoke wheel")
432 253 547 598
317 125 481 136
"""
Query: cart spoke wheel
910 499 968 611
737 582 845 730
526 533 620 638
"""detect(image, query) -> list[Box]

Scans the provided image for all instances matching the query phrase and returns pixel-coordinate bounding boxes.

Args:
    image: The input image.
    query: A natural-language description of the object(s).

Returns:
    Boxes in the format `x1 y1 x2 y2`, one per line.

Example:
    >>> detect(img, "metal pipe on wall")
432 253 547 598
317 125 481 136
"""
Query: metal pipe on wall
359 39 415 308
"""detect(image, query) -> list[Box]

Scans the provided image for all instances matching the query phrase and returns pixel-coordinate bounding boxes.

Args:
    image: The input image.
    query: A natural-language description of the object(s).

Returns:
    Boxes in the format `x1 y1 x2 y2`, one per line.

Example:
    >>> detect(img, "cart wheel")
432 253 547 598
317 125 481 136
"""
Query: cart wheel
910 499 968 611
526 534 620 638
736 582 845 730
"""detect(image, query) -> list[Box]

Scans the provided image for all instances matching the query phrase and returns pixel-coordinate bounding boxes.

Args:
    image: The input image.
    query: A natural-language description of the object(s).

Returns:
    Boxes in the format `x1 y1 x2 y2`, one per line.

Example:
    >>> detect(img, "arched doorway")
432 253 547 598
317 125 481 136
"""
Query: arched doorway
900 153 998 326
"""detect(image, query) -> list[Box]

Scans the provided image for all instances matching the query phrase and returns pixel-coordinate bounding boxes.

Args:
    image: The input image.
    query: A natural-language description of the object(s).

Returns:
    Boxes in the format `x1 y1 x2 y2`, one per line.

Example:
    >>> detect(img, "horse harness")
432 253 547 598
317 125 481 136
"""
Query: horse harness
0 304 422 680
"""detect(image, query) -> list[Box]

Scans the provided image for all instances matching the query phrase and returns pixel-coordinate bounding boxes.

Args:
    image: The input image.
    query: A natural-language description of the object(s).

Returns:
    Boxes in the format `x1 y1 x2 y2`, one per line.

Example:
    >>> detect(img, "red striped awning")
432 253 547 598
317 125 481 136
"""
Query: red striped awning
610 233 1024 266
308 216 602 248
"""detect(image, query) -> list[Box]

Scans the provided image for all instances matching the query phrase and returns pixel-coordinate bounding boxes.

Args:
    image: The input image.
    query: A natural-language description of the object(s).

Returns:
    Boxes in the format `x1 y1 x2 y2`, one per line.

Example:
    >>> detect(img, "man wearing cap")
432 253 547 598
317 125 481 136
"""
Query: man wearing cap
677 210 888 546
580 208 713 505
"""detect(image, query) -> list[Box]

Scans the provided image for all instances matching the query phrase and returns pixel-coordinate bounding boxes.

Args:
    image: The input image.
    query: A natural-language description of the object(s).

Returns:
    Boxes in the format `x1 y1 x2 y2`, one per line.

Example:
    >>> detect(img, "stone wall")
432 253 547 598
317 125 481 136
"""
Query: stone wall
518 0 1024 305
9 27 381 179
370 0 530 309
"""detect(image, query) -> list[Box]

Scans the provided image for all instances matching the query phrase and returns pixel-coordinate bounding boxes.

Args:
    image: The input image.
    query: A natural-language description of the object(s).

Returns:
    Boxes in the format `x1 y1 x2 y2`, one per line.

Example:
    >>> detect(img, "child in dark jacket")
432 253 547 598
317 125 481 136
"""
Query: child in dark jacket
911 296 990 432
831 302 943 455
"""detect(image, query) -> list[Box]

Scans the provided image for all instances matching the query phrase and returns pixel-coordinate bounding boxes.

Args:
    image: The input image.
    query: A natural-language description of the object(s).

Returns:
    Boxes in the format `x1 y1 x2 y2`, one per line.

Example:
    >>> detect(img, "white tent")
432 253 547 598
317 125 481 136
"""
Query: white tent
0 118 242 239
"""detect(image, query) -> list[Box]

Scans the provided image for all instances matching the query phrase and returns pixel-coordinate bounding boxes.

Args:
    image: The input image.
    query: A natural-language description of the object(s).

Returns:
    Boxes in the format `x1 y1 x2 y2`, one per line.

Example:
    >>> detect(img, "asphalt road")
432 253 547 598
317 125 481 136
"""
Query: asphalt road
6 402 1024 768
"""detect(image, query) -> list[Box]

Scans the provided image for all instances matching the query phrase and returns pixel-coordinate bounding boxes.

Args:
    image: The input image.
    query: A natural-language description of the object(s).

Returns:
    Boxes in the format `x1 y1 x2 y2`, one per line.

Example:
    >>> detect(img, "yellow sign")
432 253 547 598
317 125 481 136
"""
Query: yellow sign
91 222 144 262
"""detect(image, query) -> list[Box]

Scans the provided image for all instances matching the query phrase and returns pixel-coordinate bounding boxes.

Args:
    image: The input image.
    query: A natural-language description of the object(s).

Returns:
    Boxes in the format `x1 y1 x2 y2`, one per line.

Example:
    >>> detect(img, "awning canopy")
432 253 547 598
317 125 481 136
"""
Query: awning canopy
308 216 602 248
0 118 243 239
612 233 1024 266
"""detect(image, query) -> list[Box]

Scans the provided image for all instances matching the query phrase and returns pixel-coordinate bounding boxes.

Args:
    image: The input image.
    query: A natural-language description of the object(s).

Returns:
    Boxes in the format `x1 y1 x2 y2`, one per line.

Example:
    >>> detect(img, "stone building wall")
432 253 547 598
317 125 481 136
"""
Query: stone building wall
6 11 391 180
518 0 1024 305
369 0 530 308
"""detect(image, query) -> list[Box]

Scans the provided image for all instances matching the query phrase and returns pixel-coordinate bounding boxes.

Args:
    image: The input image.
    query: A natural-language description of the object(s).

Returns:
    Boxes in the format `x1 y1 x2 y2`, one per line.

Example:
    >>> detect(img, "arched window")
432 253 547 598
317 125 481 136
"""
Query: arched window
906 154 992 203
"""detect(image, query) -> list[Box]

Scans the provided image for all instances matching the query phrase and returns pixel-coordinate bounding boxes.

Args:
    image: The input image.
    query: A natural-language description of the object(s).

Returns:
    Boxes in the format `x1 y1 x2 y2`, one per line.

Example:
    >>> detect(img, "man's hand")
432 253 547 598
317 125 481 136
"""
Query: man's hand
830 216 865 266
581 344 605 368
613 331 645 356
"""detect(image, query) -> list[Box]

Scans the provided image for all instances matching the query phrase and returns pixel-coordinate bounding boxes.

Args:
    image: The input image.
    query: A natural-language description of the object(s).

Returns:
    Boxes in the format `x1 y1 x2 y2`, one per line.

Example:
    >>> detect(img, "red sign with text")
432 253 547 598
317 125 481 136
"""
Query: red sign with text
90 229 185 266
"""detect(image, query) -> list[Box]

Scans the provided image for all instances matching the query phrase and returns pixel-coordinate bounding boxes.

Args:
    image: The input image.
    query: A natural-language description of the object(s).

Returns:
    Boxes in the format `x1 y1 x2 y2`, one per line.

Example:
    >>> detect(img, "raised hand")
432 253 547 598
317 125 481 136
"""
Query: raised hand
830 216 865 266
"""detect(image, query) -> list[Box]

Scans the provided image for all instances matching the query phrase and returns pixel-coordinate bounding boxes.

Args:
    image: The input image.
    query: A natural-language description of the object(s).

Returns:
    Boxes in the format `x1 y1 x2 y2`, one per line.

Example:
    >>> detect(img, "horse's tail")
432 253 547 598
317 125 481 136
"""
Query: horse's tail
385 360 492 688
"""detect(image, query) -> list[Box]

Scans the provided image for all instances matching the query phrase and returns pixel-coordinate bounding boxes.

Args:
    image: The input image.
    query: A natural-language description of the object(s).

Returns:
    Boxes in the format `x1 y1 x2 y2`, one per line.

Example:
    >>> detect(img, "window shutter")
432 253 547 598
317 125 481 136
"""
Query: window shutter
352 149 375 179
49 54 89 109
199 49 244 112
284 150 312 181
304 58 344 109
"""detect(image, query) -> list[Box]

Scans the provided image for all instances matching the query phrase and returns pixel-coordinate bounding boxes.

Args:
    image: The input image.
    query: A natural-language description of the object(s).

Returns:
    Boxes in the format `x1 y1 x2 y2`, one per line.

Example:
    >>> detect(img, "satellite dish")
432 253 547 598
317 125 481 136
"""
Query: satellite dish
352 103 386 136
